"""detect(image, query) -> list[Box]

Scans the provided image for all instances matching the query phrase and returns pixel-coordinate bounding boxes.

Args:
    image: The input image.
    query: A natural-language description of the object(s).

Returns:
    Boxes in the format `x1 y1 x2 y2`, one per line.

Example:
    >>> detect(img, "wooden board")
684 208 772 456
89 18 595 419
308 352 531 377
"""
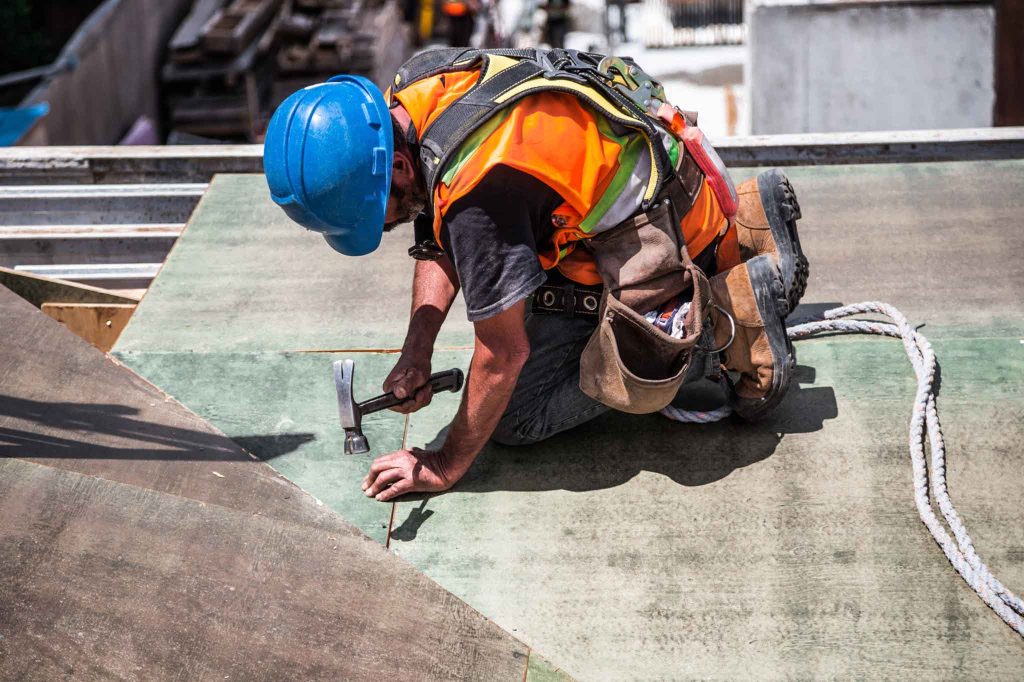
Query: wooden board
41 302 135 352
0 458 534 681
0 265 139 307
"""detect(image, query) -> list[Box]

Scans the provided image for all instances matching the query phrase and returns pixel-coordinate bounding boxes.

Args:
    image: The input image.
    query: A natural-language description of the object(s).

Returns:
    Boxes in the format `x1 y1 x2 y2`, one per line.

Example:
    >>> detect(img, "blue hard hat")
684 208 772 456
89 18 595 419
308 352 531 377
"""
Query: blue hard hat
264 75 393 256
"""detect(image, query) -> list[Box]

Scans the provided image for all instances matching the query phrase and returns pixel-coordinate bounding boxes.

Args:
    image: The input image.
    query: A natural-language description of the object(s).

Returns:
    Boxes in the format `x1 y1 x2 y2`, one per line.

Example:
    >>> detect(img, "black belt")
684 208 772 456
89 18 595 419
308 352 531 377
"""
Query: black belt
531 281 602 318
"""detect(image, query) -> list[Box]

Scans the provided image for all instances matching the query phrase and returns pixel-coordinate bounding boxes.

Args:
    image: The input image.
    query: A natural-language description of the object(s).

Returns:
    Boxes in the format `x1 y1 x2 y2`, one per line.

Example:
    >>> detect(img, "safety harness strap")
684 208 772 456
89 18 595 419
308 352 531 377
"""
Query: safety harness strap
395 48 678 211
418 58 546 193
393 47 538 91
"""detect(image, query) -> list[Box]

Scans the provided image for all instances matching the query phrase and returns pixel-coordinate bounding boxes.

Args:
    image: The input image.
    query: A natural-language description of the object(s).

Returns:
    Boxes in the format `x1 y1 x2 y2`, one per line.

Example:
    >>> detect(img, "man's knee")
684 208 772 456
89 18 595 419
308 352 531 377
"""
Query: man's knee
490 414 543 447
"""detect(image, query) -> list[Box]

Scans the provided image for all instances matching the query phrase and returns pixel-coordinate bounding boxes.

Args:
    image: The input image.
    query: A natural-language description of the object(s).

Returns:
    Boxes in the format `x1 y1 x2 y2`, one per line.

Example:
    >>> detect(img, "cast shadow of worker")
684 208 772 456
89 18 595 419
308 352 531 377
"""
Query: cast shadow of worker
0 394 314 462
391 366 837 539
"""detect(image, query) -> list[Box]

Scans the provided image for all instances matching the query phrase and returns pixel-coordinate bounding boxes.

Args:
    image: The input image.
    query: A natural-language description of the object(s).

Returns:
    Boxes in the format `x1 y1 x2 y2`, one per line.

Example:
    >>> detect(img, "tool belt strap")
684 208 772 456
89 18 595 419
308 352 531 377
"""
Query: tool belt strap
531 281 603 318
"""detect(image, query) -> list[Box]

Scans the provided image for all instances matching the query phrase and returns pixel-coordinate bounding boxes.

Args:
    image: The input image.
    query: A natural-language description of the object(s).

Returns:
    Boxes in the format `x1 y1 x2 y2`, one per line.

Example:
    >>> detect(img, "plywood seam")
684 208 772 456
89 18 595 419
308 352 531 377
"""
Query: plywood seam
385 413 412 549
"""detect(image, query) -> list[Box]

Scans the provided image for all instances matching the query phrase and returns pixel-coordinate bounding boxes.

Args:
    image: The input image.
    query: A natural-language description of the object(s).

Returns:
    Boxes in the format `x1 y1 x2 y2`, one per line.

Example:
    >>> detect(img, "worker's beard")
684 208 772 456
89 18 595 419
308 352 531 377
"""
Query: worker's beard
383 182 427 232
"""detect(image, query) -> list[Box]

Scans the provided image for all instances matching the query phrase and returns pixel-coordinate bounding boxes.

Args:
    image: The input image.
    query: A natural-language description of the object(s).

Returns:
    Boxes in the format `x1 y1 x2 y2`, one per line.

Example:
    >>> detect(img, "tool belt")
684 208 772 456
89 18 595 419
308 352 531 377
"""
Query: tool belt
578 174 714 414
531 280 602 318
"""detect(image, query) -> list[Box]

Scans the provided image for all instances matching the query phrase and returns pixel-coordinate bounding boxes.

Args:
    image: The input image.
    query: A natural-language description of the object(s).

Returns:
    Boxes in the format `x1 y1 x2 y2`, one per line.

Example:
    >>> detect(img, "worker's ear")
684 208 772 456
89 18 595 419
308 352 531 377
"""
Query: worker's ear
392 150 416 188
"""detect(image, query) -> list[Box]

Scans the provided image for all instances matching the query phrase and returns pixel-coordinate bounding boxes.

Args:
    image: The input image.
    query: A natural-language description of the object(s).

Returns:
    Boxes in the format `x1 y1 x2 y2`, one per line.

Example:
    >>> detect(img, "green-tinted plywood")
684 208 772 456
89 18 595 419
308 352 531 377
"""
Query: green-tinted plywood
392 340 1024 680
114 350 406 543
115 174 473 354
111 161 1024 678
526 652 574 682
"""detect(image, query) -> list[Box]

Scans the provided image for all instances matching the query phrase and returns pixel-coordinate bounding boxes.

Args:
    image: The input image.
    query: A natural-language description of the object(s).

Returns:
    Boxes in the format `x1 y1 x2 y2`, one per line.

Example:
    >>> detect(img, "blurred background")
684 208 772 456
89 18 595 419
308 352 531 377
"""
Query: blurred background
0 0 1020 145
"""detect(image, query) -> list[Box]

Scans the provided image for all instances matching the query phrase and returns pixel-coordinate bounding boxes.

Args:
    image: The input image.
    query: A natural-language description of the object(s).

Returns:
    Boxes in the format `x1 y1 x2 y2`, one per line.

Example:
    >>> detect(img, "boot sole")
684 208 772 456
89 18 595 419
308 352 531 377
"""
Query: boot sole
731 255 795 421
757 168 808 314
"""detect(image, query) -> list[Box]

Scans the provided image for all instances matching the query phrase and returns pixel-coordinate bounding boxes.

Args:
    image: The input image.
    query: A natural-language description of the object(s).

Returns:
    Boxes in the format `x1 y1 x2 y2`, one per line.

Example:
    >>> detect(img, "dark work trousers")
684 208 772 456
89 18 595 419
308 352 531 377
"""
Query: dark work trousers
491 306 604 446
491 242 720 446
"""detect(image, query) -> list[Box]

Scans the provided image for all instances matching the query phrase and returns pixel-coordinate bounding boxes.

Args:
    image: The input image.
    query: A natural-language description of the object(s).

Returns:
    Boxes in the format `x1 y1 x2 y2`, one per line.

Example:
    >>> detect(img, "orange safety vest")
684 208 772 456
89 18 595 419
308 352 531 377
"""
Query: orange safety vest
390 53 730 285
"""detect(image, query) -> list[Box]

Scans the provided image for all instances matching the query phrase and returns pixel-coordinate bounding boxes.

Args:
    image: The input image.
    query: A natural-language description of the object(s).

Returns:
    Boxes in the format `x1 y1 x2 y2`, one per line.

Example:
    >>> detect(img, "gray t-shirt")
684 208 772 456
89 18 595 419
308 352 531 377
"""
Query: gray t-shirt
439 165 564 321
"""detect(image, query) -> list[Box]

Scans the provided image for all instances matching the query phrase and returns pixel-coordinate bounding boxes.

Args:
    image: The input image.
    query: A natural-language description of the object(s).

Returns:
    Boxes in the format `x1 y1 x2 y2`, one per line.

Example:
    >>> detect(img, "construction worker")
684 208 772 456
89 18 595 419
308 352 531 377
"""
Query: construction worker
264 48 808 502
441 0 481 45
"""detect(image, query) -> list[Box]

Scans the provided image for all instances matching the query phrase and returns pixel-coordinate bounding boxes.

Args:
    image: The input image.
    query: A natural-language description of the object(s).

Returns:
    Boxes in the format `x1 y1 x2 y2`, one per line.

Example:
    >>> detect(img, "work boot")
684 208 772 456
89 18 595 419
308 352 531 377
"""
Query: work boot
709 255 795 421
733 168 808 313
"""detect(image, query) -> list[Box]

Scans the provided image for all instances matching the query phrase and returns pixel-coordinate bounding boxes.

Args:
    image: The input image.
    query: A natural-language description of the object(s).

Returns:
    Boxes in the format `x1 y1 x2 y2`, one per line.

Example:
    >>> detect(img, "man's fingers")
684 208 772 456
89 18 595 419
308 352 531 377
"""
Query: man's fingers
393 367 429 400
388 368 413 399
365 468 404 498
413 385 433 409
376 478 414 502
363 452 404 487
389 383 433 414
382 366 409 394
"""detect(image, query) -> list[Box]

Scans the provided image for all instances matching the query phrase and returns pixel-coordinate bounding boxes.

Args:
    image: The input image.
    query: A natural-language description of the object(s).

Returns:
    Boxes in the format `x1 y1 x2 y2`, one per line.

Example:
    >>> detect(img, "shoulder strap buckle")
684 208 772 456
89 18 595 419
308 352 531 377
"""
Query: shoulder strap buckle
596 56 666 117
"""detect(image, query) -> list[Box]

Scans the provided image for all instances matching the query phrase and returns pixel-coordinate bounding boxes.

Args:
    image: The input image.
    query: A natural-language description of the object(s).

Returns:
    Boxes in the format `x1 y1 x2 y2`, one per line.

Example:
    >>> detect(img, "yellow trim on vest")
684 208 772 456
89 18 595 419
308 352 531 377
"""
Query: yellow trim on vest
493 76 661 202
480 54 521 83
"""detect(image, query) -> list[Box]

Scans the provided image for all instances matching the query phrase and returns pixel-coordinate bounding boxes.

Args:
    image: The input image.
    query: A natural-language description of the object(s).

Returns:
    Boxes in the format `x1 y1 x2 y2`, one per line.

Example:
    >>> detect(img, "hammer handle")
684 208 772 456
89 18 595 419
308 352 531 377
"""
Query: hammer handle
358 368 465 415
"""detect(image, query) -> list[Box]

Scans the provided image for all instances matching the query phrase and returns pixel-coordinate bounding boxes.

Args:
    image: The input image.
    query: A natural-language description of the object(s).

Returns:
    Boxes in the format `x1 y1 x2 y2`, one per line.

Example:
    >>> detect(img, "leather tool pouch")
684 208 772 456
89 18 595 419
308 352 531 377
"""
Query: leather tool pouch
579 178 711 414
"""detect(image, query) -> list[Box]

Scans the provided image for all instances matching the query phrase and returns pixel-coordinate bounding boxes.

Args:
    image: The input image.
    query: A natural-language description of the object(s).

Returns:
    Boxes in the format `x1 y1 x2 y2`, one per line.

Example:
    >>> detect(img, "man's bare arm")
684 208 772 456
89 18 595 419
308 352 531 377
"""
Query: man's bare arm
384 256 460 412
363 299 531 500
439 299 531 471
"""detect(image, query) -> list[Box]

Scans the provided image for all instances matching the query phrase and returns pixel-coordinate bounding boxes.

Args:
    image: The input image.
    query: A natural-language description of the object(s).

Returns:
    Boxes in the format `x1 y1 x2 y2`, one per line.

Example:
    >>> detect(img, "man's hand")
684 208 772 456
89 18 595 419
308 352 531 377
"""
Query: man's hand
362 447 465 501
383 352 433 414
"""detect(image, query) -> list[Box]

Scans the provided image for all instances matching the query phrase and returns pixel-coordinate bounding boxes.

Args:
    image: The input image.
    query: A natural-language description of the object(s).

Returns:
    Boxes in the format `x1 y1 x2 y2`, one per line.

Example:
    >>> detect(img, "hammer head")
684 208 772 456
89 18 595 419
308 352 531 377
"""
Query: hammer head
334 359 369 455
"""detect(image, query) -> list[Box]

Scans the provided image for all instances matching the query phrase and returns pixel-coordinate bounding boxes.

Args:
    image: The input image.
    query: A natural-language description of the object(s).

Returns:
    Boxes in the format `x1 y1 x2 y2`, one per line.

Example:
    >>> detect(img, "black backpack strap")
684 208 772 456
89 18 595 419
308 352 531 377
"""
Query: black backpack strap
393 48 474 92
393 47 678 211
393 47 541 93
418 57 546 191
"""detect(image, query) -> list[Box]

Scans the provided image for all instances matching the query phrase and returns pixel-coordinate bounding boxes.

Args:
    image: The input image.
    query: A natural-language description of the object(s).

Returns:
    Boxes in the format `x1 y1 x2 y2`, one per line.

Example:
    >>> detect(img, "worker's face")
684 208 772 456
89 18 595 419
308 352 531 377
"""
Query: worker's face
383 149 425 232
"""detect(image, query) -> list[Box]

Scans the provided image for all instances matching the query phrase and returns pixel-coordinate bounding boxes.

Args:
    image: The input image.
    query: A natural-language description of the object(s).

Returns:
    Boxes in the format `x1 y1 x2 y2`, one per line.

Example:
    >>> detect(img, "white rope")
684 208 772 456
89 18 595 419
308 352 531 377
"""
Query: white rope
663 301 1023 636
789 302 1024 637
661 399 732 423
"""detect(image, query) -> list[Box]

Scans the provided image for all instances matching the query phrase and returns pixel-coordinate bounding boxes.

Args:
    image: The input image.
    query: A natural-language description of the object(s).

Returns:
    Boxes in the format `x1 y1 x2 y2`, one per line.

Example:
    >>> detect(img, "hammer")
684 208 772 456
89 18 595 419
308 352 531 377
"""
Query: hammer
333 359 464 455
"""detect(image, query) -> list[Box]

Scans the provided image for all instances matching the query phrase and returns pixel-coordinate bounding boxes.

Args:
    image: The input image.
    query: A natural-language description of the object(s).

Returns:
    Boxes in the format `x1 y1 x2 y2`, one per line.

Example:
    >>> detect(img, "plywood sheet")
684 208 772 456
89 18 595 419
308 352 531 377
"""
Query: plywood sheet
392 342 1024 679
115 174 474 354
109 161 1024 678
41 302 135 351
114 349 406 542
0 458 532 681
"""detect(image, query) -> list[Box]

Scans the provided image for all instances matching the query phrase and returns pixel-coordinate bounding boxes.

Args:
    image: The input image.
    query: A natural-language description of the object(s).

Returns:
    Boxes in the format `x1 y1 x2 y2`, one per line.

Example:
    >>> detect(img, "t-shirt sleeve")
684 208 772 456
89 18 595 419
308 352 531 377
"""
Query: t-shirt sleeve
440 166 563 322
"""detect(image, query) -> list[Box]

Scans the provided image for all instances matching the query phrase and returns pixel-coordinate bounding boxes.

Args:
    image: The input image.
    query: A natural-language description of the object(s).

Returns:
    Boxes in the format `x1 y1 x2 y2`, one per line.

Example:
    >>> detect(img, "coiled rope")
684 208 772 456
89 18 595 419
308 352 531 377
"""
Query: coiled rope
666 301 1023 636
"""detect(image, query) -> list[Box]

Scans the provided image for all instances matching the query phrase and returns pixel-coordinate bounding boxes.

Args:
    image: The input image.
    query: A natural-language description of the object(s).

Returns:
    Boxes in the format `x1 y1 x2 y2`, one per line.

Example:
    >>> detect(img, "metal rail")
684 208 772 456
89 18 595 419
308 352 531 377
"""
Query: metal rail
0 128 1021 186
